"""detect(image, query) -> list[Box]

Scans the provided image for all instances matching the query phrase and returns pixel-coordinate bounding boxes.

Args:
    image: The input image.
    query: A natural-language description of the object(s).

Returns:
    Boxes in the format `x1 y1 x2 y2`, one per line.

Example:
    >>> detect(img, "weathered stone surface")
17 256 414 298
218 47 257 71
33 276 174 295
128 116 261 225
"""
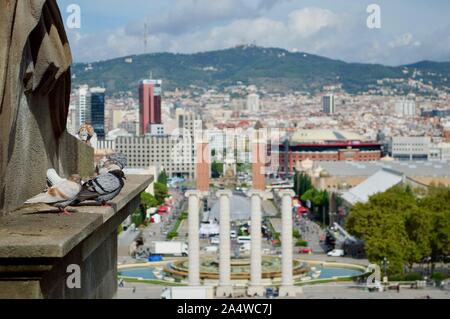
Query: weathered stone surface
0 175 153 299
0 175 151 259
0 0 82 216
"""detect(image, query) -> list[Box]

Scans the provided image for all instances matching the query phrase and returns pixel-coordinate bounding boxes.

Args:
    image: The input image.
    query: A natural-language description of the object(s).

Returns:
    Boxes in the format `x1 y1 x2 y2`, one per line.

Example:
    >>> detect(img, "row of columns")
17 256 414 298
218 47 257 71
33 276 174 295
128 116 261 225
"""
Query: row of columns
185 189 297 297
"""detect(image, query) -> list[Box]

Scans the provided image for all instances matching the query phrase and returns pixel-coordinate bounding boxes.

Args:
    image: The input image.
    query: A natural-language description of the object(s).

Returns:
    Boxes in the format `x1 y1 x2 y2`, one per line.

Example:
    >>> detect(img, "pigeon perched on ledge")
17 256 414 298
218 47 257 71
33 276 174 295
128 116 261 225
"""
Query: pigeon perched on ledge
25 169 81 216
96 153 128 175
75 169 126 206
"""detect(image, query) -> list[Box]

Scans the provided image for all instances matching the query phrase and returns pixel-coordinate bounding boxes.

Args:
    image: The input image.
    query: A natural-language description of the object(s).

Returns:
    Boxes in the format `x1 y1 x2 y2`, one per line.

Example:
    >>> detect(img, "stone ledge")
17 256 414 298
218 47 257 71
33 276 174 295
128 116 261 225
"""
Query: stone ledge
0 175 152 259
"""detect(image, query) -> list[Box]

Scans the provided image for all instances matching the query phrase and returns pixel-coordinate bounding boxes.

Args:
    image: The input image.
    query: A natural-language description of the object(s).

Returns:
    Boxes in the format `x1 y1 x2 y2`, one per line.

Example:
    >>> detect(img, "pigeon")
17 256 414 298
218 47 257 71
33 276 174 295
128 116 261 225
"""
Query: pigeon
98 163 123 175
106 153 127 169
75 169 126 207
46 168 66 186
25 169 82 215
95 153 127 175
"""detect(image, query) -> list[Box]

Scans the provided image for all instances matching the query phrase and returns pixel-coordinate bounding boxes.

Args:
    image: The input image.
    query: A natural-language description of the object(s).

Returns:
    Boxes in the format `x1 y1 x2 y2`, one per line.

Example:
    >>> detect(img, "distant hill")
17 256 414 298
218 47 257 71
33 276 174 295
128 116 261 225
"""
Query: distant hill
71 46 450 95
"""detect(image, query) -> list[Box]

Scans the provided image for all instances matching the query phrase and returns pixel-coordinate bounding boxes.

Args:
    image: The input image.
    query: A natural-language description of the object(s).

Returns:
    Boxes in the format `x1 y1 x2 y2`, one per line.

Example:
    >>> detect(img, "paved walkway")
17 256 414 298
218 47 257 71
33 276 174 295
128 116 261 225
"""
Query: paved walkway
115 281 450 299
296 216 326 253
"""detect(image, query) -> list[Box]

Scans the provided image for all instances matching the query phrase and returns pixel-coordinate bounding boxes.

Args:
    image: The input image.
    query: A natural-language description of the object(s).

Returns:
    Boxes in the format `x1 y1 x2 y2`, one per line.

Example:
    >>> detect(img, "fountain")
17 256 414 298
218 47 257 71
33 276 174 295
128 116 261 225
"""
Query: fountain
164 256 309 280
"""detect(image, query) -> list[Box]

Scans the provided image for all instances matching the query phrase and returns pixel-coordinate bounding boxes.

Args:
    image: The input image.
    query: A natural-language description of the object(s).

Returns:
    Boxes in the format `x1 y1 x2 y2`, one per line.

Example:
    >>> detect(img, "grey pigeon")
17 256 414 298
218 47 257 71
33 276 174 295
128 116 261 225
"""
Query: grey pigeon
98 163 122 175
26 169 82 215
95 153 127 175
106 153 127 170
76 169 126 206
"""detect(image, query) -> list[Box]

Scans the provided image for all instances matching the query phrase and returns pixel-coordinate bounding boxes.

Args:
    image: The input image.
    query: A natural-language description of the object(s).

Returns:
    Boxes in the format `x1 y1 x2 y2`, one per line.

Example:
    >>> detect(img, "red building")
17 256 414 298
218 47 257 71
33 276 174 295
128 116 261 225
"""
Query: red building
139 79 162 135
278 139 383 175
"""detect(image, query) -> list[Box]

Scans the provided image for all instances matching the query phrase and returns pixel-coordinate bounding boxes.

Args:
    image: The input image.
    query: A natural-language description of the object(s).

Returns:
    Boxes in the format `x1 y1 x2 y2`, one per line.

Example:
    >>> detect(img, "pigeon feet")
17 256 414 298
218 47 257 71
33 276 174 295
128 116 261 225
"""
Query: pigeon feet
59 208 72 216
101 202 113 208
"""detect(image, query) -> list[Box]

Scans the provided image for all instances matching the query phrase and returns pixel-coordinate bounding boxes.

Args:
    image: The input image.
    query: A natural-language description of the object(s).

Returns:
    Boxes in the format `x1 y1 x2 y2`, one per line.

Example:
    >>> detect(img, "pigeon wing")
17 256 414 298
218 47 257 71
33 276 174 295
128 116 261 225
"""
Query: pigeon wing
77 173 121 202
26 180 81 204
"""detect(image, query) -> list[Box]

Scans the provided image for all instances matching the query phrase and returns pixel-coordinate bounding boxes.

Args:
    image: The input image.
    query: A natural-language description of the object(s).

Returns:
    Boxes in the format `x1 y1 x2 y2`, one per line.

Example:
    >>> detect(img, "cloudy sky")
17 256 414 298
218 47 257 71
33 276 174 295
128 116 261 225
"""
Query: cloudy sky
57 0 450 65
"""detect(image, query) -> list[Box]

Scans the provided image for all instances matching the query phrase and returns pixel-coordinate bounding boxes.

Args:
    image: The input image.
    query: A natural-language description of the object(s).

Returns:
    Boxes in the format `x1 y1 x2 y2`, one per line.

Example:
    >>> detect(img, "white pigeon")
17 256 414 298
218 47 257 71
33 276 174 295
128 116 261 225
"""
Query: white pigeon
25 169 82 215
46 168 66 186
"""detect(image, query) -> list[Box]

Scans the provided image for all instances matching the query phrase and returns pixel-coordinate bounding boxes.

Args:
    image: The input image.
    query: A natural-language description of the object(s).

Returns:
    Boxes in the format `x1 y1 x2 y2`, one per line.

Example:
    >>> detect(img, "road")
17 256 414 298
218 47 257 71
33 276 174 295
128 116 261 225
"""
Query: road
115 281 450 299
296 216 326 253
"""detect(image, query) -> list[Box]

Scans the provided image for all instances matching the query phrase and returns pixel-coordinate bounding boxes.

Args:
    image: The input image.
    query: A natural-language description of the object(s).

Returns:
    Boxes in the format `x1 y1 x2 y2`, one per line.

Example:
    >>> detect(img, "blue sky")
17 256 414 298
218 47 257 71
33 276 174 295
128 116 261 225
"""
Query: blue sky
56 0 450 65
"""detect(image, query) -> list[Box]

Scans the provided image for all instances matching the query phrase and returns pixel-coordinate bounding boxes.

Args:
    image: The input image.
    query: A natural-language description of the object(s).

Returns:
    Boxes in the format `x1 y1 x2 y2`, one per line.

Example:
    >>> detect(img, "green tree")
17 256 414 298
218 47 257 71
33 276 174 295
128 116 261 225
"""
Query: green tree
157 170 168 185
211 160 223 178
417 186 450 268
140 192 159 209
154 182 169 205
345 185 444 275
295 171 313 197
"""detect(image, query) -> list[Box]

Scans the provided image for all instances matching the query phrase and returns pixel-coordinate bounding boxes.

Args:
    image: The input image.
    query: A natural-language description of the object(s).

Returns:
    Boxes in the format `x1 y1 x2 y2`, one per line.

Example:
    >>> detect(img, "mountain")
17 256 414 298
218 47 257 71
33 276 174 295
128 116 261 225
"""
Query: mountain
71 46 450 95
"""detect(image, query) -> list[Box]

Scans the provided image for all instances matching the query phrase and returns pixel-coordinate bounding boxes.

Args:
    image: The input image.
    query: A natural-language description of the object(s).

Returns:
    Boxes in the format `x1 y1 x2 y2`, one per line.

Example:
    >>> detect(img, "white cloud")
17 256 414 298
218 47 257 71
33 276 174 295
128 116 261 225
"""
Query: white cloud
66 3 450 65
288 7 339 38
388 33 414 48
126 0 255 37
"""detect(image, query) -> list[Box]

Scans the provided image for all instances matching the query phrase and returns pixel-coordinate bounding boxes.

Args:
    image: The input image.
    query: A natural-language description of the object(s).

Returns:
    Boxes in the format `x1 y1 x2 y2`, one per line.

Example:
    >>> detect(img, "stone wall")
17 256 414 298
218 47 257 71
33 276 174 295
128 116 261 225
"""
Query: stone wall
0 0 91 216
0 88 94 215
0 175 152 299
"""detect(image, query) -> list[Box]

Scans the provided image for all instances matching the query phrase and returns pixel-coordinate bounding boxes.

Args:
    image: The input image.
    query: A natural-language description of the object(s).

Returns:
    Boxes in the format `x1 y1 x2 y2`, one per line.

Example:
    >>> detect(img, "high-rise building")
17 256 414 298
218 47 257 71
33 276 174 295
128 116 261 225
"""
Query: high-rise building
90 87 106 140
246 93 260 113
322 94 335 115
139 79 162 135
74 85 91 130
395 98 416 117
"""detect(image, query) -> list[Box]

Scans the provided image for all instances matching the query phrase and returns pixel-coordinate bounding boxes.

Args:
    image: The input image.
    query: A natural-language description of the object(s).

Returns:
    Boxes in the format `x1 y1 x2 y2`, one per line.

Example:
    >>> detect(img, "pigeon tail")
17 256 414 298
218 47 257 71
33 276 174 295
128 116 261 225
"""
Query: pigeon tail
47 169 65 186
25 192 56 204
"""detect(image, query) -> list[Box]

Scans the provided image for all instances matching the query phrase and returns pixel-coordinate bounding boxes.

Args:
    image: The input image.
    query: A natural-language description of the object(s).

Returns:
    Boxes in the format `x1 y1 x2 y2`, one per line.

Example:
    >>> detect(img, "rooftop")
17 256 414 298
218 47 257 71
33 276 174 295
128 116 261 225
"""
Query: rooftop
316 160 450 177
291 129 365 144
342 169 404 205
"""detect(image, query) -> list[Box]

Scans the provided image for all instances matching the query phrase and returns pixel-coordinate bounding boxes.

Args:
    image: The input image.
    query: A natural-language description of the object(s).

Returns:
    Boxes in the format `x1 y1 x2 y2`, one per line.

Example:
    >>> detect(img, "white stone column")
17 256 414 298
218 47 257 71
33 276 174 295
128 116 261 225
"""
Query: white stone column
278 189 298 297
186 190 201 286
247 190 265 297
216 190 233 297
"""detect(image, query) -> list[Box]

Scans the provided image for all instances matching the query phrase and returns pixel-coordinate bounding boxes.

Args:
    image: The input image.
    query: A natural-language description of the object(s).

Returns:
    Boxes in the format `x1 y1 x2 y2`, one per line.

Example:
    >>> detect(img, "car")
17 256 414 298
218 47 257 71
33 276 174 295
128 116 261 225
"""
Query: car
230 230 237 239
211 237 220 245
299 248 312 254
204 246 218 253
327 249 345 257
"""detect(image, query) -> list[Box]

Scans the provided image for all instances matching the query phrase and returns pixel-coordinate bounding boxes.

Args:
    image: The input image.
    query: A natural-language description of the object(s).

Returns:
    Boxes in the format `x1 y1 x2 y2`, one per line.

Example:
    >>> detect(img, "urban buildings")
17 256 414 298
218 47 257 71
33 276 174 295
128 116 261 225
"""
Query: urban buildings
139 79 162 135
322 94 335 114
391 136 431 161
115 135 196 179
246 92 260 113
421 108 450 118
308 160 450 191
74 85 91 130
69 85 106 139
278 130 382 175
395 98 416 117
90 87 106 140
112 109 201 179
